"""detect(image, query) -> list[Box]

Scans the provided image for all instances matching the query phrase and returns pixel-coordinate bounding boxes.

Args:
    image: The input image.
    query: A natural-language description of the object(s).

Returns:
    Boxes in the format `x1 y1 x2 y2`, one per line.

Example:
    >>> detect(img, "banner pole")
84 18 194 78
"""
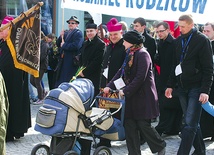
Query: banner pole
0 2 44 32
62 0 65 30
61 0 65 43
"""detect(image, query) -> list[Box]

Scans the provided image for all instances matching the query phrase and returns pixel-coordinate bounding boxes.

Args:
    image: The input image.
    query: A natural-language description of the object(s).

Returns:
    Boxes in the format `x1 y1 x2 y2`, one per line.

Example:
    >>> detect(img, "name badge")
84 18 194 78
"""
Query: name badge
114 78 126 90
175 64 182 76
103 67 108 79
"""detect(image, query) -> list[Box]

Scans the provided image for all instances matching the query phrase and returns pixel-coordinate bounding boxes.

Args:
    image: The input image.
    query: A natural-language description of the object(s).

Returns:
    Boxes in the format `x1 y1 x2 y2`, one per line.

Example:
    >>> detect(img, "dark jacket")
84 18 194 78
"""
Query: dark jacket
142 31 157 63
40 40 49 70
55 28 84 87
101 38 126 87
107 48 159 119
167 28 213 94
157 34 176 91
79 35 105 94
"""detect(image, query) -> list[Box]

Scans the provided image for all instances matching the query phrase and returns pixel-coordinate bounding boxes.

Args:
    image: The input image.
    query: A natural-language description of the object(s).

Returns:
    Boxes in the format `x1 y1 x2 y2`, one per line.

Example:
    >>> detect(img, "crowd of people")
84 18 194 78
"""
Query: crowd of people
0 13 214 155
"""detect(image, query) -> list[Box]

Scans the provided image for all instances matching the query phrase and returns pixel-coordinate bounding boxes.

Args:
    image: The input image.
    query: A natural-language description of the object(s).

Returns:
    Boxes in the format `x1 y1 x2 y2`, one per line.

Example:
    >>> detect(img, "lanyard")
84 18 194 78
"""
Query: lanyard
180 33 193 62
120 48 130 77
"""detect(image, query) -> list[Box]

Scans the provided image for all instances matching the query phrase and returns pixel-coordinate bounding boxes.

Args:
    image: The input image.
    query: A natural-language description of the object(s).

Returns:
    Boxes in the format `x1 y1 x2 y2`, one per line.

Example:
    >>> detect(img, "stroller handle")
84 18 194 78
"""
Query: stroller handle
97 88 119 96
94 95 125 116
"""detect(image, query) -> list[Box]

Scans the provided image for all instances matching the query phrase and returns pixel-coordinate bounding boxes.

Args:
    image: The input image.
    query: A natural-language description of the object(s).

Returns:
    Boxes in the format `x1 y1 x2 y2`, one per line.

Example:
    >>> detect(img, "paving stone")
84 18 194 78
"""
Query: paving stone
6 105 214 155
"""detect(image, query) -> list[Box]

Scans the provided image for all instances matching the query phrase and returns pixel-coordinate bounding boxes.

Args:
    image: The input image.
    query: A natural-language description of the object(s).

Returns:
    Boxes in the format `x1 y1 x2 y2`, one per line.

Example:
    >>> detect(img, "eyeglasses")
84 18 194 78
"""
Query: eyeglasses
156 29 167 33
203 30 210 33
68 22 76 25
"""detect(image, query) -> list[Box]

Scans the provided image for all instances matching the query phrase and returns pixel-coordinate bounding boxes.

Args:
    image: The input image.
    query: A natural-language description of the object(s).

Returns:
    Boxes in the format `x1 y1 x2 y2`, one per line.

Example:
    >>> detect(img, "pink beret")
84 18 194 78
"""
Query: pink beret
1 16 14 25
107 18 122 32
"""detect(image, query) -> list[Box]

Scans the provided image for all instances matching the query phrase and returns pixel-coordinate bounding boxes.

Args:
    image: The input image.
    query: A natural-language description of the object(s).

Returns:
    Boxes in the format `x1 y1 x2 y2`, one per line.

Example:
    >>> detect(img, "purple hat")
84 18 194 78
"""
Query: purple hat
1 16 14 25
107 18 122 32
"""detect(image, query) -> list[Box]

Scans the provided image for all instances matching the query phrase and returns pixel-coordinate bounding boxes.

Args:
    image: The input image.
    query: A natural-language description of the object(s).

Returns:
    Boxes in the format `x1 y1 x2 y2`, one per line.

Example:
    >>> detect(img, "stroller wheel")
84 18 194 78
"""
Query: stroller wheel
31 143 50 155
63 150 78 155
93 146 112 155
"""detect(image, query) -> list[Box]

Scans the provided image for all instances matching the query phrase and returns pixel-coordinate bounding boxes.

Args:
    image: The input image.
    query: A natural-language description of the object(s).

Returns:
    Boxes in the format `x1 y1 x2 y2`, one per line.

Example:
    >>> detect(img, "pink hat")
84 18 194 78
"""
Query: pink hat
107 18 122 32
1 16 14 25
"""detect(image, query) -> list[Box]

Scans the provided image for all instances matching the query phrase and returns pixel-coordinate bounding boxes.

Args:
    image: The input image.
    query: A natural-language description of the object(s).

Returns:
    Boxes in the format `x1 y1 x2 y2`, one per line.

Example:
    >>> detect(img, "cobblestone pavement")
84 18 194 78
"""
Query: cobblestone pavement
6 104 214 155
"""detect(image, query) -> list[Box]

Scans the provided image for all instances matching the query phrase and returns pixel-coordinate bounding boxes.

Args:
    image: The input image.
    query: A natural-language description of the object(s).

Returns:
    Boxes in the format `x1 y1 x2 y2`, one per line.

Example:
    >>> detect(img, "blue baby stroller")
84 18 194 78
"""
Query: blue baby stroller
31 78 125 155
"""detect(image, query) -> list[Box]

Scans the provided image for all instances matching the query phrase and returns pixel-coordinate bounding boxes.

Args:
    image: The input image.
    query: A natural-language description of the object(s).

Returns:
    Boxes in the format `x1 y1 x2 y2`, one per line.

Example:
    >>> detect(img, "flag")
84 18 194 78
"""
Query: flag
6 9 41 77
88 12 102 26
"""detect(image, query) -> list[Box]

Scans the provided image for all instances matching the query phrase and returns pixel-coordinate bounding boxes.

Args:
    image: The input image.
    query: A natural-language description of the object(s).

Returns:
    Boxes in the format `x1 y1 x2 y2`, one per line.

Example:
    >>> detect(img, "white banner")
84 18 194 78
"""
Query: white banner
61 0 213 24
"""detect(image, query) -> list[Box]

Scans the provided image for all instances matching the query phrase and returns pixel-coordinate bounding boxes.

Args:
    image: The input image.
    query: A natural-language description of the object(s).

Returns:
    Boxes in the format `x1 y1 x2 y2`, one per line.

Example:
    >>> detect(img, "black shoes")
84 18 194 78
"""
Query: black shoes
97 139 111 148
158 147 166 155
140 138 146 145
6 136 14 142
191 150 206 155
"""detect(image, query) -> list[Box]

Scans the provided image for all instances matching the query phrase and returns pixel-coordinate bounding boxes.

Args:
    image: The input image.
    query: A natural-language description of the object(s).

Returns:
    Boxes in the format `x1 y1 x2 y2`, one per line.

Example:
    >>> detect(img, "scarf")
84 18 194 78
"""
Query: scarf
124 44 142 84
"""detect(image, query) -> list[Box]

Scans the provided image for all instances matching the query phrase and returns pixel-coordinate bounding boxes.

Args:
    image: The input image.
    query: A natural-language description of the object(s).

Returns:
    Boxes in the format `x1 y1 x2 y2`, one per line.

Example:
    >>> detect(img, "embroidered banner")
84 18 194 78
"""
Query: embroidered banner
6 9 41 77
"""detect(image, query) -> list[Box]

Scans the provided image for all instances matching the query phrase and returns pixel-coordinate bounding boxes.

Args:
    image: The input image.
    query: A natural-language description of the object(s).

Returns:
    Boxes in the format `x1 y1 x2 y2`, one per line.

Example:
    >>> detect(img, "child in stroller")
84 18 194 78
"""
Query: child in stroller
32 78 125 155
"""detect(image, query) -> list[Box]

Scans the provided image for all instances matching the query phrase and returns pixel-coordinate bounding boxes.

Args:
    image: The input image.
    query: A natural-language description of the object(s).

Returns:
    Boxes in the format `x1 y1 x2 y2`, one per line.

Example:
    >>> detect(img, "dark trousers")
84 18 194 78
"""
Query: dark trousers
177 87 205 155
200 109 214 138
47 70 56 90
124 118 166 155
156 91 183 135
200 83 214 139
30 69 45 100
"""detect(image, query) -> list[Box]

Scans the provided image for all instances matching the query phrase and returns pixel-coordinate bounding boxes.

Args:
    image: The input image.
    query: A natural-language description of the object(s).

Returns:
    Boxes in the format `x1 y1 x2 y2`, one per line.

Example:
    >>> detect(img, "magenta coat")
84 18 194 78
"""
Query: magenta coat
107 48 159 120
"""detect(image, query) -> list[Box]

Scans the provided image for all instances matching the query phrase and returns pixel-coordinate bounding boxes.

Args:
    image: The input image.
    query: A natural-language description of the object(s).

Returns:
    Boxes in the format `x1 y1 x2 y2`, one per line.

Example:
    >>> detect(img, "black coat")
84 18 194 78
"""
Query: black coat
101 38 126 87
167 28 213 94
0 40 31 138
157 34 176 91
107 48 159 119
142 31 157 63
79 35 105 94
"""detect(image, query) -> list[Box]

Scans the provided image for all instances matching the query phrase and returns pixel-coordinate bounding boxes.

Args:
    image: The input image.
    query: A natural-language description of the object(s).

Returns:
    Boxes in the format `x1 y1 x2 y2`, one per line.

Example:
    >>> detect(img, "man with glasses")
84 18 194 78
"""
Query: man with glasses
154 21 183 137
55 16 84 87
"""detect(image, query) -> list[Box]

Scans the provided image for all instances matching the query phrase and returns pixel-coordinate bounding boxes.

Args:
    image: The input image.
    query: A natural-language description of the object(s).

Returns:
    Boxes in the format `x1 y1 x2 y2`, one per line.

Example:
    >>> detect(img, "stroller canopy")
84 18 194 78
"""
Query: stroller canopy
58 78 94 112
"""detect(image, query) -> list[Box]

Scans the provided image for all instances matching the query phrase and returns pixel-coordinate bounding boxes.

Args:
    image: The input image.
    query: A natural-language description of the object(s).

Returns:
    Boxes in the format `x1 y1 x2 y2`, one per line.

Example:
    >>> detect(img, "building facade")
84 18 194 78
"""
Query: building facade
0 0 154 37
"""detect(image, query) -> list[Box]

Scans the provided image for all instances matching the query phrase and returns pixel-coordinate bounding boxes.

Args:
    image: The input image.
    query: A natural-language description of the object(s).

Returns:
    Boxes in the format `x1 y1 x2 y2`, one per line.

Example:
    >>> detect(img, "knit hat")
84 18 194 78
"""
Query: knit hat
86 19 97 29
66 16 79 24
107 18 122 32
1 16 14 25
123 30 145 45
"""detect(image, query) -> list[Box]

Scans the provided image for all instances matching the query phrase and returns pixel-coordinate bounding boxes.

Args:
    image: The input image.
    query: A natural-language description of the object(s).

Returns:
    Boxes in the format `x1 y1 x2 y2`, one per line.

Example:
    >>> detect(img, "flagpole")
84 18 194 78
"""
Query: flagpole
62 0 65 30
0 2 44 32
61 0 65 43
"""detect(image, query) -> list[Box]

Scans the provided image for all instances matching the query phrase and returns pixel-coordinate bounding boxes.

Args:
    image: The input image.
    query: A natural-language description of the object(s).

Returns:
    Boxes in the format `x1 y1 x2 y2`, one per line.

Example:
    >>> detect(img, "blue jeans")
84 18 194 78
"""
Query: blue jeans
28 74 37 99
177 87 205 155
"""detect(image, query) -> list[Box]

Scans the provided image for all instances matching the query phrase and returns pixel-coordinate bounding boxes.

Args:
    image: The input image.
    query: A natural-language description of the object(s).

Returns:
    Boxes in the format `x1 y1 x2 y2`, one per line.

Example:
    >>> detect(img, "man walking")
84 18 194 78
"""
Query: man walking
155 21 183 136
165 14 213 155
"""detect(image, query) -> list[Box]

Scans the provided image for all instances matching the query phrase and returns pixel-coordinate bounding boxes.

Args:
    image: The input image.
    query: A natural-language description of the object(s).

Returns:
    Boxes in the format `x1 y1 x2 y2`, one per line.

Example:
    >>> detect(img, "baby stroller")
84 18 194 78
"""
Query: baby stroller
31 78 125 155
